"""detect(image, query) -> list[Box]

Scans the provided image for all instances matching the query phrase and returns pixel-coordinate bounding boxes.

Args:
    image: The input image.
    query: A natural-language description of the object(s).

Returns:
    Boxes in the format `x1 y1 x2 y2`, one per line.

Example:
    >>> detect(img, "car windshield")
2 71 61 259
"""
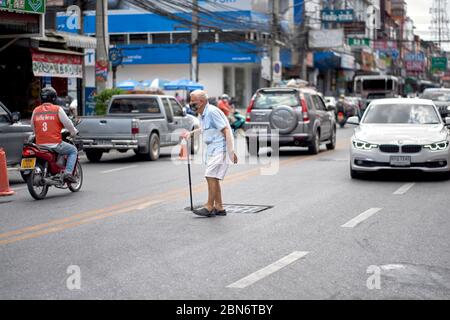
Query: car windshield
422 91 450 102
363 104 441 124
254 91 299 109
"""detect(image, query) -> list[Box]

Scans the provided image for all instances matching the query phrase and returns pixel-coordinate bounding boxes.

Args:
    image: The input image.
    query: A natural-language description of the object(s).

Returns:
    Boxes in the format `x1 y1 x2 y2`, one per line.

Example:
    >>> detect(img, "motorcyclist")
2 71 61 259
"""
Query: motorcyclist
217 94 232 117
30 87 79 183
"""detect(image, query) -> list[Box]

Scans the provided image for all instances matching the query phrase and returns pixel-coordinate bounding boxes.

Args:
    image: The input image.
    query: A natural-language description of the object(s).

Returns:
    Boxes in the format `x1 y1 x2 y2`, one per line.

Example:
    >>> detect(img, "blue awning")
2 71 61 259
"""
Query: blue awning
314 51 341 71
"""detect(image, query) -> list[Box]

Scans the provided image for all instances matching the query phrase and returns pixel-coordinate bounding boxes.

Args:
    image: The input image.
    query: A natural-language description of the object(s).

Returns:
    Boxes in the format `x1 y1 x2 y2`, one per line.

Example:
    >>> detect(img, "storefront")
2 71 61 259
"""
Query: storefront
0 31 95 117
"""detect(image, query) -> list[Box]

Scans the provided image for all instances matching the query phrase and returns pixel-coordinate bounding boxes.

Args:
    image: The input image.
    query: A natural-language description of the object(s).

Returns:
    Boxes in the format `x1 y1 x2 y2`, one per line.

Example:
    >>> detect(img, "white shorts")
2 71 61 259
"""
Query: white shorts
205 153 229 180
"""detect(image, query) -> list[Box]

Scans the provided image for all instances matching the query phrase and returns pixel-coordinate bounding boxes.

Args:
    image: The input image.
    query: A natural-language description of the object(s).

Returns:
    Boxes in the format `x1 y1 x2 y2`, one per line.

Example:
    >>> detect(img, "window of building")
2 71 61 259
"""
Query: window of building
129 33 148 44
219 31 247 42
198 31 216 43
152 33 171 44
172 32 191 44
110 34 127 45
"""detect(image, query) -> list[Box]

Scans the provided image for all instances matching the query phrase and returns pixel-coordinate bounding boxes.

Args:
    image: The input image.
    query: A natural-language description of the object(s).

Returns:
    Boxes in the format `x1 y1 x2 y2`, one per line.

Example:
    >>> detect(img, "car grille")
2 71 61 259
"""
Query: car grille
401 145 422 153
379 145 400 153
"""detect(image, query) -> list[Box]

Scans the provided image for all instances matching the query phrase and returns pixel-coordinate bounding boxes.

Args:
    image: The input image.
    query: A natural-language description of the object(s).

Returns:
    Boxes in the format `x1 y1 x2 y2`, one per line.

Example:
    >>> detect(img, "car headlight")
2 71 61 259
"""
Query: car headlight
423 141 449 151
352 139 379 150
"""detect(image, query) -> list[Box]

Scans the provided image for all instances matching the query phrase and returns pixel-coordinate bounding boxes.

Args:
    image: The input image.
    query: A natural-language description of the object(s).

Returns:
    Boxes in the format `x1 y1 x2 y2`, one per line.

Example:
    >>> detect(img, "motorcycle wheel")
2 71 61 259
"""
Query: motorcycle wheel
68 162 83 192
27 162 49 200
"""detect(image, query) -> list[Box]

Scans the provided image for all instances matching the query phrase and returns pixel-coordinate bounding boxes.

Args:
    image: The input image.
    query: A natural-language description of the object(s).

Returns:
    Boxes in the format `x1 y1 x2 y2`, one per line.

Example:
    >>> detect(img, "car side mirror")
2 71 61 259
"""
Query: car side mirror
11 112 21 123
347 116 360 125
182 109 187 117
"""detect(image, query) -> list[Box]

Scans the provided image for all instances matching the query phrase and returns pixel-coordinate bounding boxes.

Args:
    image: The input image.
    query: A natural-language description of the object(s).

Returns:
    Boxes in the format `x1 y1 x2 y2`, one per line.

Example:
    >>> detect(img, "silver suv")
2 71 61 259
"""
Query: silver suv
245 87 336 155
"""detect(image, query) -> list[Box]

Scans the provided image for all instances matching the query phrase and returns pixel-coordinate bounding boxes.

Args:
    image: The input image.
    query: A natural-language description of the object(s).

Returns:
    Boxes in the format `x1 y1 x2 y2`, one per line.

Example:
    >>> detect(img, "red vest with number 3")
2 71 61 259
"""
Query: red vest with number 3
33 104 64 145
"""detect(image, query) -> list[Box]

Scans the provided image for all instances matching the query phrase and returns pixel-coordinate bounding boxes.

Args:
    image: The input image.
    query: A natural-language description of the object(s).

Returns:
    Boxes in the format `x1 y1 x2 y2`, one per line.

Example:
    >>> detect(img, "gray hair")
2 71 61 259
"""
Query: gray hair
190 89 209 101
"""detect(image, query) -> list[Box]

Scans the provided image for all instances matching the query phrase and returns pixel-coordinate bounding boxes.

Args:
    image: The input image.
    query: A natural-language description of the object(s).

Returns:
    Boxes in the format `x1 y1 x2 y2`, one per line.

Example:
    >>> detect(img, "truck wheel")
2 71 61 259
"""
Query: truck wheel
85 150 103 162
143 133 160 161
246 137 260 156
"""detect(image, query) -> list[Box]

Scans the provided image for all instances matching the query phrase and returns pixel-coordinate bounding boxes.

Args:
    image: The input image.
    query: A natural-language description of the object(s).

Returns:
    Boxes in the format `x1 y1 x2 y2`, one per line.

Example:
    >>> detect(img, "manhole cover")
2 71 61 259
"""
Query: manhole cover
185 204 273 214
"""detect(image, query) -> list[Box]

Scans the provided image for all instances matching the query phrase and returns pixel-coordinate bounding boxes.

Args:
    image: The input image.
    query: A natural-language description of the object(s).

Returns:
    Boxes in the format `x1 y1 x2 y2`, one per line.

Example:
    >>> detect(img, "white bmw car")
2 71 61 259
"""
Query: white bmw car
348 98 450 178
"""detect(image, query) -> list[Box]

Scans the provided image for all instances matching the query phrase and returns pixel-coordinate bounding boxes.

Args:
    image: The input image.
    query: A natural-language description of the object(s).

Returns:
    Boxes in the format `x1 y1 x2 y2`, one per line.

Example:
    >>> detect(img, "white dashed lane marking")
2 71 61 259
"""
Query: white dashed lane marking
393 183 415 195
341 208 383 228
227 251 309 289
101 165 138 174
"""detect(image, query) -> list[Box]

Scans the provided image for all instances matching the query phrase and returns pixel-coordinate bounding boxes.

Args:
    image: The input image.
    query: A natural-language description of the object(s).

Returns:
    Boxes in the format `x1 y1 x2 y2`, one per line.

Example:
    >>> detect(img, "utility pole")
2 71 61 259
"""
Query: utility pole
191 0 199 83
299 0 307 81
95 0 109 93
270 0 280 86
77 0 86 116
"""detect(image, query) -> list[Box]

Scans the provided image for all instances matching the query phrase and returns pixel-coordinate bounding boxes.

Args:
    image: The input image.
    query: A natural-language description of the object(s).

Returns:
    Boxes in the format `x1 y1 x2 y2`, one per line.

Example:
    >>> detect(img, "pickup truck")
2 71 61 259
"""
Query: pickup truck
0 101 33 168
76 94 200 162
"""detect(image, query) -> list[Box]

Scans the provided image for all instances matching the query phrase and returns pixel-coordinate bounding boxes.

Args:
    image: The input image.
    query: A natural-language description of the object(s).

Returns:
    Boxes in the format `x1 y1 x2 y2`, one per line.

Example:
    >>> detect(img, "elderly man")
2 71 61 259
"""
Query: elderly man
181 89 238 217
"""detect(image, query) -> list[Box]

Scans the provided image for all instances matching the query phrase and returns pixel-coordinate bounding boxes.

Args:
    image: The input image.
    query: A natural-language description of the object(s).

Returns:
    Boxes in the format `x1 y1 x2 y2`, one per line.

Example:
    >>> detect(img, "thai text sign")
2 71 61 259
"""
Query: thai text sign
431 57 447 72
404 52 425 72
32 50 82 78
321 9 354 23
0 0 46 14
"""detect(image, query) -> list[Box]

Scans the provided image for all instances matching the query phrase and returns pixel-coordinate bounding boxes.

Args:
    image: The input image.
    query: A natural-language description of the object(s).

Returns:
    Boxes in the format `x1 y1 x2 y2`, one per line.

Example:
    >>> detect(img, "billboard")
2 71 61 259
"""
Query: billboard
309 29 345 49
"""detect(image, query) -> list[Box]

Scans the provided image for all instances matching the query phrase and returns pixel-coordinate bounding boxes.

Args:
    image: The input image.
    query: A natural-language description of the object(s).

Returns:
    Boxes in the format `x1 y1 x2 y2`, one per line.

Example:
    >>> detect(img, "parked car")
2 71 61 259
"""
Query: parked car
421 88 450 119
76 94 200 162
0 101 33 171
245 87 336 155
348 98 450 179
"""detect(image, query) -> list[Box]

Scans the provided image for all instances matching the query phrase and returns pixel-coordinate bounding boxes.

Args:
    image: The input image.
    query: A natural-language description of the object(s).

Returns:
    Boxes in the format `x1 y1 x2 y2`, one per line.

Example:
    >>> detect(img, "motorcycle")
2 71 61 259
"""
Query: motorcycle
335 99 357 128
230 110 246 137
20 130 83 200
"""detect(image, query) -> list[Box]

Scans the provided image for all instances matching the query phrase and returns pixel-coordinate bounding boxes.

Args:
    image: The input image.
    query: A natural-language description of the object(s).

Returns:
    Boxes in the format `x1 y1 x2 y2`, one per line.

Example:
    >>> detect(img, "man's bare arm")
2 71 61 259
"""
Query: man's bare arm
221 127 237 164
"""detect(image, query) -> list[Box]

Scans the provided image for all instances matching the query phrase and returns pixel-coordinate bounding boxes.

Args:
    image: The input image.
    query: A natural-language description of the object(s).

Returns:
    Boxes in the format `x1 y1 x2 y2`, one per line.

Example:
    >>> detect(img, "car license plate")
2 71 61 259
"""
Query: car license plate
20 158 36 170
390 156 411 167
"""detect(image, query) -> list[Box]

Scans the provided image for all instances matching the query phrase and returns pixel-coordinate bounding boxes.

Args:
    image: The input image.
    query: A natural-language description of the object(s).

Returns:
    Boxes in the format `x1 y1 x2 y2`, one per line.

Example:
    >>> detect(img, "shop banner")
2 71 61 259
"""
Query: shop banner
32 49 82 78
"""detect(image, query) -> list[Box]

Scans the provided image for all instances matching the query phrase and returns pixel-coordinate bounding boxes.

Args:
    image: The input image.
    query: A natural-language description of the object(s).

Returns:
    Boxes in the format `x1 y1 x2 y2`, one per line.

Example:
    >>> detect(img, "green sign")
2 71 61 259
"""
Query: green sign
348 37 370 47
431 57 447 72
0 0 46 14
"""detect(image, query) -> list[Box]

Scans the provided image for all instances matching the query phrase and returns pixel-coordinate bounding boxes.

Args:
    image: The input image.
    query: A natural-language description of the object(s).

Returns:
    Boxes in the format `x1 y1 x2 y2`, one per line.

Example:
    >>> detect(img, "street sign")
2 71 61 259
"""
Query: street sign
348 37 370 47
109 48 123 67
261 56 270 81
0 0 46 14
321 9 354 23
431 57 447 72
273 61 282 82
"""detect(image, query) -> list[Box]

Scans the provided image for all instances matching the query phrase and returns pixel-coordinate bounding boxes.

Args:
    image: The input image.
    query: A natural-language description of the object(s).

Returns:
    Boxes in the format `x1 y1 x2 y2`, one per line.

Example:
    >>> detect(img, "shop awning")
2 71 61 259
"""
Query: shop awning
32 31 96 49
314 51 341 70
56 31 97 49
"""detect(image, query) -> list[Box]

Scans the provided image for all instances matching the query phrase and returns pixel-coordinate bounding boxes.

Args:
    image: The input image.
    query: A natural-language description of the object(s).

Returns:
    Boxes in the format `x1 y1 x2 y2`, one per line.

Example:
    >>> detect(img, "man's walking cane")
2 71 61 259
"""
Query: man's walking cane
180 137 194 211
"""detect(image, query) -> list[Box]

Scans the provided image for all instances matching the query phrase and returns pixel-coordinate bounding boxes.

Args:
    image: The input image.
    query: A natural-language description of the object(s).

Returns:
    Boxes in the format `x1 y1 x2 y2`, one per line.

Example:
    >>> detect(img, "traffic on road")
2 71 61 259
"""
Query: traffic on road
1 0 450 307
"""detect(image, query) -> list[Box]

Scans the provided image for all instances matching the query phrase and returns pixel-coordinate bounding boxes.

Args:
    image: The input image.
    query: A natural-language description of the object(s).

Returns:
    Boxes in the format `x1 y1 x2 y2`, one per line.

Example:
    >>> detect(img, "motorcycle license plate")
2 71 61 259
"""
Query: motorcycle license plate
390 156 411 167
20 158 36 170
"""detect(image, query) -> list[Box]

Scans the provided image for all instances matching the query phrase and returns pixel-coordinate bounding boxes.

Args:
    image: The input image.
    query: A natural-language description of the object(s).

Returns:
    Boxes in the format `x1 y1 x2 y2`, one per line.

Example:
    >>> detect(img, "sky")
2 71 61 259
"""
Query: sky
405 0 450 49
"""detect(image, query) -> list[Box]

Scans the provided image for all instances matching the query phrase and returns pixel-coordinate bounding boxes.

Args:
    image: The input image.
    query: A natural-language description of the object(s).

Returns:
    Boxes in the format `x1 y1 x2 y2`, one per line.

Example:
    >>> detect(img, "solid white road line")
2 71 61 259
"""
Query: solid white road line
393 183 415 195
341 208 383 228
101 165 138 174
226 251 309 289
